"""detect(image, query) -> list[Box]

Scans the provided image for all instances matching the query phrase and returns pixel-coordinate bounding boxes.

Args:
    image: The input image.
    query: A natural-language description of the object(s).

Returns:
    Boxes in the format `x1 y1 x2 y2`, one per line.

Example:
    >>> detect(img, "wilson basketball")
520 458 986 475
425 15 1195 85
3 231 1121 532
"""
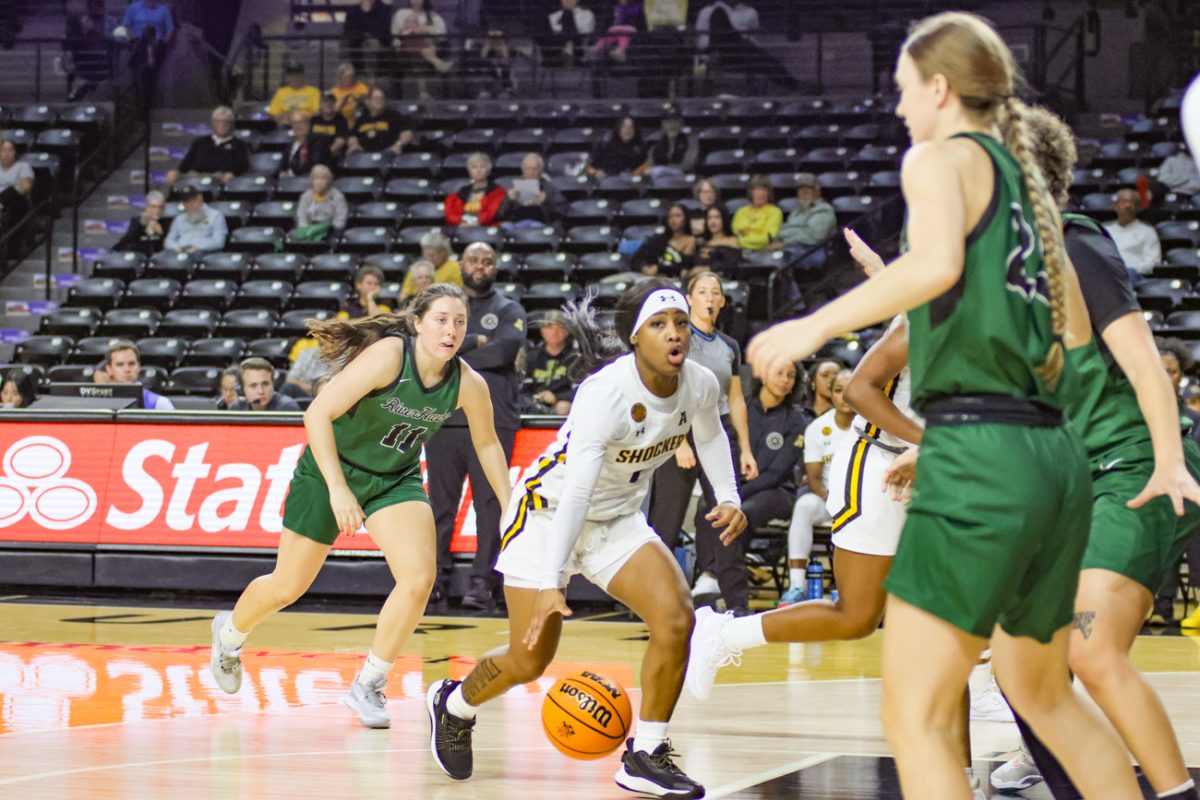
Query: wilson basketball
541 670 633 759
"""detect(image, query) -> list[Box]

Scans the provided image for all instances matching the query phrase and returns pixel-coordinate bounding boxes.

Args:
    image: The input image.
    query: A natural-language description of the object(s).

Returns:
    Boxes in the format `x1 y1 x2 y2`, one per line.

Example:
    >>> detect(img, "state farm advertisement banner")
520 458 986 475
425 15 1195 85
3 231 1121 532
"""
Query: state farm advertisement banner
0 421 558 552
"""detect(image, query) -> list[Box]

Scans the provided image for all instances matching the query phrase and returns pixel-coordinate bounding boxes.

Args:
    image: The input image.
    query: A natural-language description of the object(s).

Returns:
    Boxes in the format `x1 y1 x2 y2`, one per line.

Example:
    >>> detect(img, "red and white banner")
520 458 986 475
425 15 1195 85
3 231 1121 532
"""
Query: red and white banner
0 421 558 552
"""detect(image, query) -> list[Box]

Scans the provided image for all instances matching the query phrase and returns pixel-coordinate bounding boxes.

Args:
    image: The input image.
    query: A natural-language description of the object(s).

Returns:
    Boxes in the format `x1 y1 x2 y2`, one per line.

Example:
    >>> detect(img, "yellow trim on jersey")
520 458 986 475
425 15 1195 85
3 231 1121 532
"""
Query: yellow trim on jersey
831 438 871 532
500 441 567 551
861 376 900 439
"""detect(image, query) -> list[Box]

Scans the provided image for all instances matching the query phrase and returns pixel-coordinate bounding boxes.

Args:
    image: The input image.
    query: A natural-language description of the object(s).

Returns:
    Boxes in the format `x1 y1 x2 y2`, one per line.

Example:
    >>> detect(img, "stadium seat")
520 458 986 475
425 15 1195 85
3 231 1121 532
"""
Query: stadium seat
597 175 645 202
451 128 499 155
1137 278 1191 312
494 151 529 176
170 175 217 201
589 280 627 309
1163 311 1200 339
48 364 98 383
362 252 409 281
577 252 629 282
1166 248 1200 269
91 252 144 281
1158 222 1200 251
158 308 217 338
644 174 692 203
817 338 866 367
222 175 273 203
66 278 125 312
711 174 749 196
1092 141 1142 170
145 250 196 281
178 279 238 311
405 201 445 226
122 279 182 312
424 102 472 132
697 125 745 154
279 308 335 337
842 123 881 146
249 201 298 231
135 337 188 369
799 146 850 173
621 224 661 243
796 123 843 150
454 226 505 249
850 144 901 171
13 105 58 130
40 307 99 338
234 280 294 312
523 252 576 282
384 177 435 204
72 335 121 363
257 129 293 153
440 152 471 175
1150 141 1179 160
502 128 549 154
495 282 526 304
271 175 312 201
567 198 614 226
472 102 524 129
753 147 800 173
564 225 616 254
253 252 305 281
551 127 599 154
229 226 284 254
342 150 393 177
188 337 246 367
340 226 395 254
618 198 665 228
169 366 224 396
353 201 403 227
869 170 902 190
292 281 348 312
548 173 592 202
306 253 358 282
506 226 561 255
281 232 331 258
388 152 439 179
746 126 794 152
704 148 750 176
832 195 883 221
209 200 249 230
523 282 581 310
395 225 442 251
546 151 590 177
496 252 521 281
245 338 293 368
334 176 381 204
195 252 251 282
98 308 162 337
817 171 866 199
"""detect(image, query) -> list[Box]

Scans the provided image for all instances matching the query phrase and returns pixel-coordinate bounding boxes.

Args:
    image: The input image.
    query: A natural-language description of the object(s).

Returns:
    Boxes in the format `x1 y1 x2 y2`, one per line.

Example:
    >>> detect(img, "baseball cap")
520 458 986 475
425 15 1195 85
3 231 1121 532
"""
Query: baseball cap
795 172 818 187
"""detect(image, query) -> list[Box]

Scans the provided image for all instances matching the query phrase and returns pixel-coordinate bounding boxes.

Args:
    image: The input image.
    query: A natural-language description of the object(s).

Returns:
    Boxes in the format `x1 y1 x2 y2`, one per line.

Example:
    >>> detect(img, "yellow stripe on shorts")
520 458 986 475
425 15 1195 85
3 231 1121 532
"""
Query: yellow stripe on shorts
831 438 872 533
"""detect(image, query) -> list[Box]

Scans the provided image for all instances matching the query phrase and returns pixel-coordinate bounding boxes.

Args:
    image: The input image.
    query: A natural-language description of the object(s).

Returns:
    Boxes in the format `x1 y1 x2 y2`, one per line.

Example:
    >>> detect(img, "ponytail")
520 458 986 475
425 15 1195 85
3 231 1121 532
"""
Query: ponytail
562 294 626 380
998 95 1066 390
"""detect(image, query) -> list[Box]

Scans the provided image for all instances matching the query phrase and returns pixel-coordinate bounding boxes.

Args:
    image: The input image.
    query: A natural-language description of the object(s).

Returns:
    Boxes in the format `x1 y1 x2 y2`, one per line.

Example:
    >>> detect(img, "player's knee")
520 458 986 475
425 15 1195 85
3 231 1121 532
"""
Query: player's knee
1068 644 1126 693
269 573 312 607
840 609 881 640
650 600 694 646
392 564 436 597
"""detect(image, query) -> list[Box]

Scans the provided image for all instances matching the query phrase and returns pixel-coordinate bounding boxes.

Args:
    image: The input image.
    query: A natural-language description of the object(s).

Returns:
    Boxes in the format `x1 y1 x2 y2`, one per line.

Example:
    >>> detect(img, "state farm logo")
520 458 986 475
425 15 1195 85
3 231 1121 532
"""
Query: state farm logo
0 436 98 529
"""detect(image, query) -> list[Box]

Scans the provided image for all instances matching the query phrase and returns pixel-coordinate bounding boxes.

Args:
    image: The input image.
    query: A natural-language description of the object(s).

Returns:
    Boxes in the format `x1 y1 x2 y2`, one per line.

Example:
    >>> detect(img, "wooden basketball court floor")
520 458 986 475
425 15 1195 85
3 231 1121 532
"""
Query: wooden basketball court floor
0 597 1198 799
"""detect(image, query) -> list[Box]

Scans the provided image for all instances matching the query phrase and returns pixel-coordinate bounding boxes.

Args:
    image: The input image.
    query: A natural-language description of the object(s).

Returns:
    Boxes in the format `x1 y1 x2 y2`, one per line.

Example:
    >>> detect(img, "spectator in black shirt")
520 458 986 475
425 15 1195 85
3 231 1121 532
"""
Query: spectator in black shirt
645 108 697 175
588 115 646 180
283 111 332 177
347 86 415 154
311 92 349 157
113 190 167 255
342 0 393 74
630 202 697 277
166 106 249 186
523 310 577 415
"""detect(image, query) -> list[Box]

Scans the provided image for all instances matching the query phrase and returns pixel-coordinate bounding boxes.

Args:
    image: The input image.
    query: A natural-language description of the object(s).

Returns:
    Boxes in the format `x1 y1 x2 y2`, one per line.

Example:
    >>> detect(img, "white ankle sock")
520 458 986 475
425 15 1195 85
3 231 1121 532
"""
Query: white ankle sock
633 720 669 753
789 567 804 587
446 683 477 720
720 614 767 651
219 615 248 651
360 651 393 685
1159 778 1197 798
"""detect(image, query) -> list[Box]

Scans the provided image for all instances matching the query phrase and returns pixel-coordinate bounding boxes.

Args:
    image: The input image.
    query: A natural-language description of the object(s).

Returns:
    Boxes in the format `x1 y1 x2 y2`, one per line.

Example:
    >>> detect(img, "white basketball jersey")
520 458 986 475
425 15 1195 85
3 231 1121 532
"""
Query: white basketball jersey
515 354 721 521
852 365 922 449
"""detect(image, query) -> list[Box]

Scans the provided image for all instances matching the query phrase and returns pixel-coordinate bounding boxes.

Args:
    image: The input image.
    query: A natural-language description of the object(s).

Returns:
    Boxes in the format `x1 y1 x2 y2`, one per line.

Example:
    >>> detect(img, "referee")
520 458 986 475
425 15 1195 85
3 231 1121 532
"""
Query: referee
426 243 526 611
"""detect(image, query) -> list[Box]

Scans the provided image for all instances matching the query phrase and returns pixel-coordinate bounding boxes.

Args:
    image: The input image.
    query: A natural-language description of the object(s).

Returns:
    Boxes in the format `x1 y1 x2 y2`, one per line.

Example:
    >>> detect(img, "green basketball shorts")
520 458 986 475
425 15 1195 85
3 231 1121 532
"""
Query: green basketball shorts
884 421 1092 644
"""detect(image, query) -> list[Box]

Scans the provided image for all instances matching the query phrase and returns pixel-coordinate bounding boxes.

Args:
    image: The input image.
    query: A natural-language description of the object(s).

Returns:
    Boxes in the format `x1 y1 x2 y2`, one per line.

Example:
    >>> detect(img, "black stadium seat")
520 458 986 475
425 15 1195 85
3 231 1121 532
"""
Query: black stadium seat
72 335 122 362
169 366 224 396
292 281 348 312
334 176 381 204
340 226 395 254
506 226 561 255
306 253 358 282
454 226 504 249
67 277 124 311
342 150 392 177
523 282 581 310
279 308 335 337
577 252 628 282
235 279 294 311
146 250 196 281
122 279 181 312
98 308 161 337
158 308 218 338
40 307 99 338
92 251 145 281
245 338 293 368
353 201 403 227
229 226 284 254
1137 278 1192 313
222 175 273 203
195 252 251 282
564 225 616 254
48 364 98 383
384 177 435 203
249 201 297 230
16 335 73 366
388 152 439 179
219 309 279 339
188 337 246 367
136 337 188 369
253 252 305 281
523 252 576 281
272 175 312 201
178 279 238 311
362 252 409 281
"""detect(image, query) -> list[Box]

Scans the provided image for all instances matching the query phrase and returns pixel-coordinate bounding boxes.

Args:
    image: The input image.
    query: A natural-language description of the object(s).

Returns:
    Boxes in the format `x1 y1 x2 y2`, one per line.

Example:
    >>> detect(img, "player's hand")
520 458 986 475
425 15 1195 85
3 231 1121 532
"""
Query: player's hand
881 446 918 502
524 589 571 648
739 449 759 481
1128 460 1200 515
747 319 827 381
328 483 366 535
844 228 886 277
675 441 696 469
706 502 748 546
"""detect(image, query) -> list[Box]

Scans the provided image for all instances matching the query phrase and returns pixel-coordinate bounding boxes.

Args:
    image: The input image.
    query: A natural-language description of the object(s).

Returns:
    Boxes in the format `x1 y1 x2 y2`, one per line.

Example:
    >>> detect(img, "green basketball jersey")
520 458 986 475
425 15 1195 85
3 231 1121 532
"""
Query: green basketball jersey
906 132 1060 412
1058 213 1150 459
331 333 461 475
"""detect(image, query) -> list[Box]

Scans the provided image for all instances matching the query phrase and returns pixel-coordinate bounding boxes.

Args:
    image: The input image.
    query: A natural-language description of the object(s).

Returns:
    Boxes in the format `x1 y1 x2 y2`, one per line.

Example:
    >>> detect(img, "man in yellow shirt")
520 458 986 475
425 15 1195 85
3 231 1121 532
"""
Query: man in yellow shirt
267 64 320 123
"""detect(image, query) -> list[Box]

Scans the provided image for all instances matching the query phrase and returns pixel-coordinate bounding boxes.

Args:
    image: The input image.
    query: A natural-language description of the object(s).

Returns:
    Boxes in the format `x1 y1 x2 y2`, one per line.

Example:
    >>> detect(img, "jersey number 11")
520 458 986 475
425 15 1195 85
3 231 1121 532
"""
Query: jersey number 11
380 423 428 452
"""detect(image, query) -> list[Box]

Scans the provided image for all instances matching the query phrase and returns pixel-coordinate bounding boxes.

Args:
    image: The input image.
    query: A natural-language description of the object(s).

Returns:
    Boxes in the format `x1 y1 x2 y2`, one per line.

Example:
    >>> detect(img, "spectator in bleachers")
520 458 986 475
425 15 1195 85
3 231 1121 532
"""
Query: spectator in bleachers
342 1 392 76
347 86 415 154
588 115 646 180
0 138 34 229
426 242 526 610
695 0 800 92
541 0 596 67
644 108 698 175
645 0 687 28
1186 383 1200 416
164 186 227 255
1158 337 1200 445
804 358 842 418
167 106 249 186
104 340 174 410
267 64 321 124
1 368 37 408
695 204 741 272
631 202 696 276
392 0 453 101
296 165 348 233
230 357 300 412
587 0 644 63
505 153 567 227
395 259 436 311
461 27 514 100
216 365 239 410
1104 187 1162 281
311 92 350 158
522 310 578 415
1156 143 1200 198
63 0 109 102
732 174 782 251
339 264 392 320
283 111 332 178
693 177 722 217
284 344 330 398
118 0 173 70
444 151 509 227
331 63 369 127
768 172 837 268
401 230 461 297
113 189 167 255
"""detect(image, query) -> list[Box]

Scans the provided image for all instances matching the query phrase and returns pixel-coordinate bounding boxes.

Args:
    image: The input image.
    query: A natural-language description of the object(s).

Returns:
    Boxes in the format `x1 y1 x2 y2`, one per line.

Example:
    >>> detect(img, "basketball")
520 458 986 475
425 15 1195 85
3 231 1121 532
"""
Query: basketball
541 670 633 759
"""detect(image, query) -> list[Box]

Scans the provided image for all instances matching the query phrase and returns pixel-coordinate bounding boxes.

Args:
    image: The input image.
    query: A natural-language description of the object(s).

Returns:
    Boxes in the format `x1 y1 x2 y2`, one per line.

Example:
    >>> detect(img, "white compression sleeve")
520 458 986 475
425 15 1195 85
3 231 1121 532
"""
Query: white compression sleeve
691 389 741 509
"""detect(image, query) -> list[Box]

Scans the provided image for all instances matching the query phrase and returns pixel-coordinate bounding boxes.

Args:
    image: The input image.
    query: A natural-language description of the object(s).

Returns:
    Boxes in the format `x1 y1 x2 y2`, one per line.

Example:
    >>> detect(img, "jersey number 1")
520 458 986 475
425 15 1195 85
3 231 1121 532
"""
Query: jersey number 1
380 423 427 452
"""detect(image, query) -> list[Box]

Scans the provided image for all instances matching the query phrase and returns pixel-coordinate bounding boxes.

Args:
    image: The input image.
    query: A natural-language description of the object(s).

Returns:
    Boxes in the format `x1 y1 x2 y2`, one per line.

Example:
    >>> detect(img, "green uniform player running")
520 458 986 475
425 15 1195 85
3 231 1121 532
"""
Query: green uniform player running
207 284 513 731
746 12 1144 798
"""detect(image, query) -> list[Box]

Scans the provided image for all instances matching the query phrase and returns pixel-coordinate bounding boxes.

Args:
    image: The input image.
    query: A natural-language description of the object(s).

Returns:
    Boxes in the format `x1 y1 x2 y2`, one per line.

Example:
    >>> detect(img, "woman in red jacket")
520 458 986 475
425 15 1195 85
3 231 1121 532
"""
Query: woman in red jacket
444 151 509 227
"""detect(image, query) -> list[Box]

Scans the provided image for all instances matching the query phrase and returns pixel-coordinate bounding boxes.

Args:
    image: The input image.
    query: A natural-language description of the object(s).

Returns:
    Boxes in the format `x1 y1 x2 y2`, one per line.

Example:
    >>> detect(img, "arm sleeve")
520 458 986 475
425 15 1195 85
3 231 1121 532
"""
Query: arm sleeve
113 218 141 252
177 139 199 174
463 302 527 371
1065 225 1140 336
692 374 740 507
266 89 287 119
231 139 250 174
164 217 182 250
537 387 623 589
444 193 464 225
803 203 837 243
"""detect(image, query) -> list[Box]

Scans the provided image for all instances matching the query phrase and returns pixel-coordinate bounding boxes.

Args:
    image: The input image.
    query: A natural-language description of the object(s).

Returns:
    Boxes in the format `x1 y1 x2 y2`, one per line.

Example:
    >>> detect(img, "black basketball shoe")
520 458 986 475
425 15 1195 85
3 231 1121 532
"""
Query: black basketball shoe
614 738 705 798
426 679 476 780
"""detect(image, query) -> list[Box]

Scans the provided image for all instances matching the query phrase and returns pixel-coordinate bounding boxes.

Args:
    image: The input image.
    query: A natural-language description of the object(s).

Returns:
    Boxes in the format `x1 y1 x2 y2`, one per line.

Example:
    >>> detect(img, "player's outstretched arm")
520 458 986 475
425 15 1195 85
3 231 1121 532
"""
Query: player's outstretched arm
844 317 923 446
458 364 513 514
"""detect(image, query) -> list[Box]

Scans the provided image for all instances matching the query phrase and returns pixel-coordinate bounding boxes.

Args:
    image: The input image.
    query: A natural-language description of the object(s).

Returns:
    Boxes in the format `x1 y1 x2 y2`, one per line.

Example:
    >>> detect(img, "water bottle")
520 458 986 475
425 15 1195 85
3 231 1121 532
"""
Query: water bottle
806 561 824 601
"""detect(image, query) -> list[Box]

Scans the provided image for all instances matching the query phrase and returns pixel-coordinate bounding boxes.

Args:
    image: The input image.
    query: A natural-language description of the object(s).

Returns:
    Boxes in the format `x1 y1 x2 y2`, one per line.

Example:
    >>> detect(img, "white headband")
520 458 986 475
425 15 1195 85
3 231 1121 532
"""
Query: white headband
633 289 690 337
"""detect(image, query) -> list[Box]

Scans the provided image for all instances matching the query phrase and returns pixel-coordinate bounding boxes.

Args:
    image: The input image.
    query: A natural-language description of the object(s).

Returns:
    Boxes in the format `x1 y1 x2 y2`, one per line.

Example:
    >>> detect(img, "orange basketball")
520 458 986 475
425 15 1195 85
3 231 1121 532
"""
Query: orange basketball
541 670 633 759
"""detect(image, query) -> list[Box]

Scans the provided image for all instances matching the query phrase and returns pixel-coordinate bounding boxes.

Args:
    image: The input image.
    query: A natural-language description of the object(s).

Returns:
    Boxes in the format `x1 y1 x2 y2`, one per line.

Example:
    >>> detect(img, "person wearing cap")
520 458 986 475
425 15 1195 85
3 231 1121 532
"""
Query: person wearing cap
311 92 350 156
164 186 227 254
523 310 579 415
769 173 837 269
644 109 698 175
168 106 250 186
268 64 321 124
731 174 783 252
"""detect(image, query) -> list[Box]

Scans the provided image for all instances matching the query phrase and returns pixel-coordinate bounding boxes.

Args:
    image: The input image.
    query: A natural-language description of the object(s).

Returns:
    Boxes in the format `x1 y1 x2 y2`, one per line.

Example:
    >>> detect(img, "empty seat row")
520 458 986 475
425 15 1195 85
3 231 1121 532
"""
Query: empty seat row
17 334 298 370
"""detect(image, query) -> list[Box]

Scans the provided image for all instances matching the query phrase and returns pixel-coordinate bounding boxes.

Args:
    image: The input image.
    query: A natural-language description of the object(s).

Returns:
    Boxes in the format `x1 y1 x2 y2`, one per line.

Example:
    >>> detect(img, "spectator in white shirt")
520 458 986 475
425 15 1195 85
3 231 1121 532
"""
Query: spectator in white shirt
1157 145 1200 197
391 0 452 100
164 186 227 254
1103 187 1162 282
542 0 596 66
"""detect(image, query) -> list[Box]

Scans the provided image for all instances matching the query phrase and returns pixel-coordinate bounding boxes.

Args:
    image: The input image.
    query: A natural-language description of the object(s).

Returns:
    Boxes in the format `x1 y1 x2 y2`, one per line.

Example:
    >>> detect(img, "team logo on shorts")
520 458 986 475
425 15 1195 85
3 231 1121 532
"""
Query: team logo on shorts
631 403 646 422
765 432 784 450
481 313 499 330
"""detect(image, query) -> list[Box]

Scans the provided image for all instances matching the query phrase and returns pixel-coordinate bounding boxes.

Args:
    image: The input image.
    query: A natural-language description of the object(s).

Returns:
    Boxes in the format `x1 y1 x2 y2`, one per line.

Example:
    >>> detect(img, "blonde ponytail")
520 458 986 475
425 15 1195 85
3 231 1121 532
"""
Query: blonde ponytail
998 96 1066 390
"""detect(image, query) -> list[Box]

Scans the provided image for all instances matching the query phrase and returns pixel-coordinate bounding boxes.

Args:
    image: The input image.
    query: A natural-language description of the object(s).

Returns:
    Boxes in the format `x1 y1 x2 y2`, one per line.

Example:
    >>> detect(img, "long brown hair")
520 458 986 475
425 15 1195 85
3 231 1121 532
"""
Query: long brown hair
904 12 1066 388
308 283 468 372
